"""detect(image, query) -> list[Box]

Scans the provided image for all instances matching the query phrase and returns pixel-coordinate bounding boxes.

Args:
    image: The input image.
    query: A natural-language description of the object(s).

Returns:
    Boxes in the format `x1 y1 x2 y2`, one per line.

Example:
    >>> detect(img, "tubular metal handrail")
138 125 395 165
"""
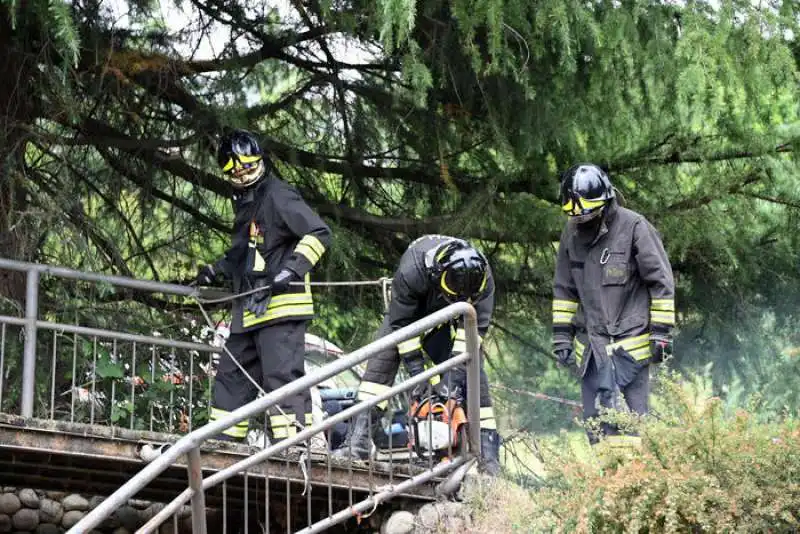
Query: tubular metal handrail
0 258 483 534
0 258 203 418
71 302 482 534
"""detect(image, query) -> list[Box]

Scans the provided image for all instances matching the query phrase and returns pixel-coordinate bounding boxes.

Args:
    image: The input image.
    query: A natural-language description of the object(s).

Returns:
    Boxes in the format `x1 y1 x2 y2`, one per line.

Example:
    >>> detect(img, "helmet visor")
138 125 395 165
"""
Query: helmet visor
440 267 487 303
562 196 606 217
221 156 264 188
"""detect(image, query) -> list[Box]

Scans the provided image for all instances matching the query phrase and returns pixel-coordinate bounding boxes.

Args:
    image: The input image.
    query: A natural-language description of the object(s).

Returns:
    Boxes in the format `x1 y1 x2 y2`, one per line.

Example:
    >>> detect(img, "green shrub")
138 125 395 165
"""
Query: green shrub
467 372 800 533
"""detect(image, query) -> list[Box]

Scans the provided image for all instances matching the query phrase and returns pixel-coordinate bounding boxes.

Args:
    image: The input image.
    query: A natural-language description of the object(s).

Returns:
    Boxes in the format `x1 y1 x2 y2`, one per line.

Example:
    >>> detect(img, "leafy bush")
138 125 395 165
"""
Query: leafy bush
465 371 800 533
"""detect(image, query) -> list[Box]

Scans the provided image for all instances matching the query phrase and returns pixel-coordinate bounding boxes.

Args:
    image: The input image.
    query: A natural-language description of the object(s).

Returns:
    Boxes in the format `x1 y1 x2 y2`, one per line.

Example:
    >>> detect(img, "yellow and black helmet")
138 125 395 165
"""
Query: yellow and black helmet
560 164 615 223
431 240 489 303
217 130 268 189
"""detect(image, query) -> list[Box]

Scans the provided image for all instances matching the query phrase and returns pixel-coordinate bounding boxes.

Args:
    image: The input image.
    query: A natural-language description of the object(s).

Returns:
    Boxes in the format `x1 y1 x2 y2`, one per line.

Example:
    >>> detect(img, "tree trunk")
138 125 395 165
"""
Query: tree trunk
0 9 39 305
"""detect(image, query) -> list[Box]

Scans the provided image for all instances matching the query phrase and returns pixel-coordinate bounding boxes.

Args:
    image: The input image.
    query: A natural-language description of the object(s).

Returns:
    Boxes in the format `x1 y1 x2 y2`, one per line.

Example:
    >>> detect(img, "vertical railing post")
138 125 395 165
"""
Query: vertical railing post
187 447 207 534
464 306 481 457
21 269 39 418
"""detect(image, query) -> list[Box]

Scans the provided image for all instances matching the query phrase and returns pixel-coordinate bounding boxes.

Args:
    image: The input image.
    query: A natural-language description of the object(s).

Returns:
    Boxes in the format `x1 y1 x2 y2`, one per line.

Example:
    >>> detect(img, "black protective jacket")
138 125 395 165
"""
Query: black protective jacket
552 202 674 378
389 235 494 362
214 175 331 333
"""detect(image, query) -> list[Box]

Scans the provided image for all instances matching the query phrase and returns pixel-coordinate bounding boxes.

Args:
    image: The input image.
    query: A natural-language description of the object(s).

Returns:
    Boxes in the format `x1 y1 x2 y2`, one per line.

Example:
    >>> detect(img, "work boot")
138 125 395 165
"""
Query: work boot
331 409 379 461
477 429 501 476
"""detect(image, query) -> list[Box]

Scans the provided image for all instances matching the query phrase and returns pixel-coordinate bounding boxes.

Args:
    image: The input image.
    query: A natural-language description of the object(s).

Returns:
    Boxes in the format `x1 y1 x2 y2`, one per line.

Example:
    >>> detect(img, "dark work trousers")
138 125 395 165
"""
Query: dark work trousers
361 316 493 412
581 355 649 444
212 320 311 439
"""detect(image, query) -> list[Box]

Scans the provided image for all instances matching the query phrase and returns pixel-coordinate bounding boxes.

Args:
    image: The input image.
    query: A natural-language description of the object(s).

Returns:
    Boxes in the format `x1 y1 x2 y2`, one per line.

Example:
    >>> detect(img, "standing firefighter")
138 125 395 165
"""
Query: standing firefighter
195 130 332 445
332 235 501 476
552 164 674 448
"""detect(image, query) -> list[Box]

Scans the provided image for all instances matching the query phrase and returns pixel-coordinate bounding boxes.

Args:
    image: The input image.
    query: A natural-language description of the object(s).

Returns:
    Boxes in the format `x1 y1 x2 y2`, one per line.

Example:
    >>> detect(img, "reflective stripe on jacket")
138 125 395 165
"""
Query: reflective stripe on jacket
214 175 332 333
552 202 674 366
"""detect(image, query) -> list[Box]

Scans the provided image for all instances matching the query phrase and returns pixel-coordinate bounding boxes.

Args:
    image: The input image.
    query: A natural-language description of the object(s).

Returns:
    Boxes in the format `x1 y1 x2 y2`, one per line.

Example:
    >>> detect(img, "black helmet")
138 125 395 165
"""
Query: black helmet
217 130 268 189
431 240 489 303
560 164 615 223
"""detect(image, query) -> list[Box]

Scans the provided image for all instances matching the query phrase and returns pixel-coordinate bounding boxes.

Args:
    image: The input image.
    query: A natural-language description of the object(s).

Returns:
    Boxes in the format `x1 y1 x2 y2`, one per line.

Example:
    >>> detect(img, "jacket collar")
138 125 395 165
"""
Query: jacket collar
592 200 618 245
569 199 619 246
232 173 271 204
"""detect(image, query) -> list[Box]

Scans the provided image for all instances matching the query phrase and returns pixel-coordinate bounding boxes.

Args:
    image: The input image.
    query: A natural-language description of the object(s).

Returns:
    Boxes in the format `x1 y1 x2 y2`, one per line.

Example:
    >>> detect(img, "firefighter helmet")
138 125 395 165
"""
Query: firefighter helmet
431 240 488 303
560 164 615 223
217 130 268 189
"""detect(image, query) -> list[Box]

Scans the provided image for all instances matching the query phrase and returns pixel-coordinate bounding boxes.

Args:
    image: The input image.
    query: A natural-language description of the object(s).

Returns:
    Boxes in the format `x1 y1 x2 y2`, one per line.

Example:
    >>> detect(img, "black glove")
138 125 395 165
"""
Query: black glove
651 335 673 363
271 268 298 294
554 348 576 367
195 264 218 286
244 277 271 318
433 370 463 400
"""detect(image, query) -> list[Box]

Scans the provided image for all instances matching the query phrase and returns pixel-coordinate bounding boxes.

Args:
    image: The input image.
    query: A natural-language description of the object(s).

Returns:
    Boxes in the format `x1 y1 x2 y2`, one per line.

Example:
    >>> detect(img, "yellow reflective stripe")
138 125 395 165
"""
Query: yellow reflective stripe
270 292 313 304
553 300 579 313
398 337 422 355
628 346 651 361
270 414 296 427
270 413 298 439
294 234 326 266
440 272 457 295
579 197 606 209
305 413 314 426
272 425 297 439
479 418 497 430
606 334 651 356
253 249 266 272
210 407 248 428
222 425 248 438
575 338 586 365
479 407 497 429
243 303 315 327
425 360 441 386
650 310 675 325
358 381 392 399
221 154 262 172
611 334 649 351
242 286 315 326
238 154 262 164
651 298 674 311
294 243 321 265
562 197 605 214
294 235 326 266
210 408 248 438
553 312 576 324
478 271 487 293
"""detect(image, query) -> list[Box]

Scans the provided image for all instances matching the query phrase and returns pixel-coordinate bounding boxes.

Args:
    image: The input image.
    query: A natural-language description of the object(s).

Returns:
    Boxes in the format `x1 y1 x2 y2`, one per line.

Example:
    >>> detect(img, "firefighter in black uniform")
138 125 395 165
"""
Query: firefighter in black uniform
195 130 332 444
332 235 501 475
552 164 674 449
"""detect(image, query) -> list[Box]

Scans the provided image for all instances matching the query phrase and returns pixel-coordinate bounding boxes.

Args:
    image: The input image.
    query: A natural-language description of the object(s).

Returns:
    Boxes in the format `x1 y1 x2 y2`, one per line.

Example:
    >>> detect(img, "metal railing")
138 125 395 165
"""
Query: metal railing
71 301 481 533
0 258 483 534
0 258 221 431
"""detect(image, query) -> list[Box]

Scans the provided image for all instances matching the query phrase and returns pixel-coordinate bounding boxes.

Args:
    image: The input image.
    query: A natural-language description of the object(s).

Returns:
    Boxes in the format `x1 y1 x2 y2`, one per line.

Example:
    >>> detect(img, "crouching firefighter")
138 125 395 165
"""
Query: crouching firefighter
195 130 332 446
332 235 501 476
552 164 675 451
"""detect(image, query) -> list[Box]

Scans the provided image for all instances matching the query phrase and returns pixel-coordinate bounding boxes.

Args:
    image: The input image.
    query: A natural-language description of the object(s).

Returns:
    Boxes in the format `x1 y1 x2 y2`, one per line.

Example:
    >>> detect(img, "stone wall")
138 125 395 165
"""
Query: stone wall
0 488 193 534
0 487 474 534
